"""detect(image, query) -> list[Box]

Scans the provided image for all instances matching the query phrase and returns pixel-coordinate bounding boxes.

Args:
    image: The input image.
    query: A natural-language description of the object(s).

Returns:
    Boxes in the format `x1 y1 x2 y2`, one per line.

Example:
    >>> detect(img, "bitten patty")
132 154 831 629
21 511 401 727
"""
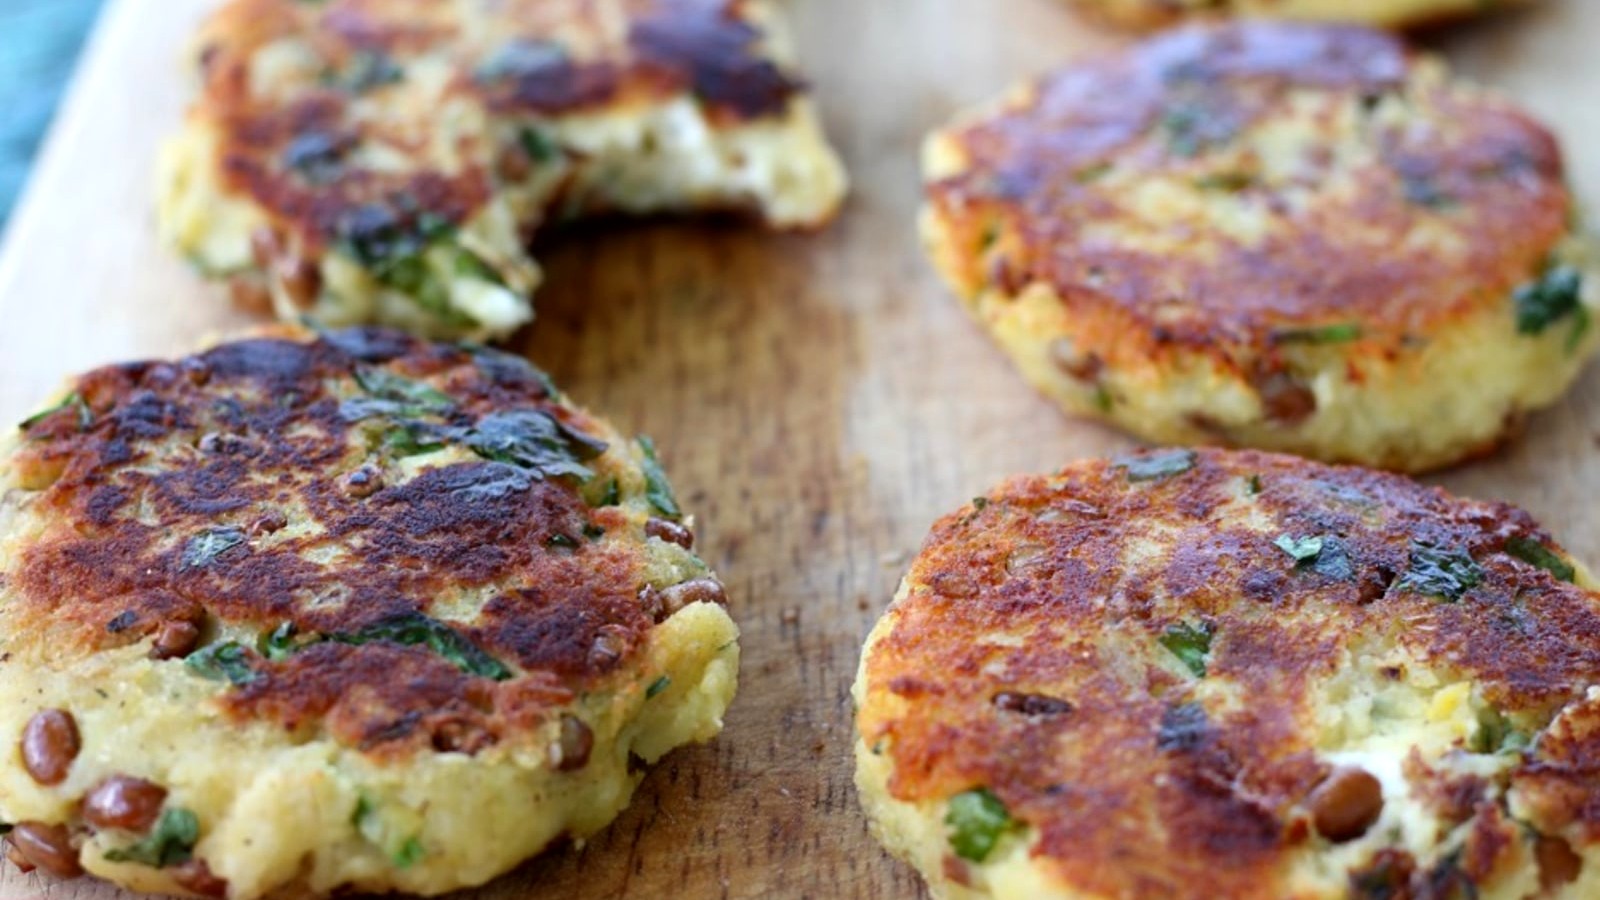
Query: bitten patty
159 0 848 340
922 22 1596 473
1067 0 1533 31
0 327 738 898
856 448 1600 899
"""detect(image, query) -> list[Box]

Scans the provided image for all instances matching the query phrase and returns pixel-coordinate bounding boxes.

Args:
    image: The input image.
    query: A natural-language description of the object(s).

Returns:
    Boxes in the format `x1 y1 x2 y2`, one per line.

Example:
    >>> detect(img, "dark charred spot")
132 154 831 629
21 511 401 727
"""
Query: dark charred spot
1157 702 1210 753
630 1 802 119
5 329 682 757
993 692 1073 717
477 40 620 114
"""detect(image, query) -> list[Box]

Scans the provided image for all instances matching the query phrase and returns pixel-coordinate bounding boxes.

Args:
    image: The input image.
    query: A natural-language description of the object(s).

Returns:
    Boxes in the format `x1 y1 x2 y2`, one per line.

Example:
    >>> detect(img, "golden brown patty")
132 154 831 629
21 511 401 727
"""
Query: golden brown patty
856 448 1600 899
0 328 738 898
159 0 848 339
922 22 1596 472
1067 0 1533 31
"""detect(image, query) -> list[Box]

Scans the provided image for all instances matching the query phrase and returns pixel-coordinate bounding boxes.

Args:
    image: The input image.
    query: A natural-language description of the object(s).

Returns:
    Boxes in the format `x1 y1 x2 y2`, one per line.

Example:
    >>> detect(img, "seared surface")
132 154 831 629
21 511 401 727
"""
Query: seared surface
926 22 1569 352
857 449 1600 898
6 329 672 753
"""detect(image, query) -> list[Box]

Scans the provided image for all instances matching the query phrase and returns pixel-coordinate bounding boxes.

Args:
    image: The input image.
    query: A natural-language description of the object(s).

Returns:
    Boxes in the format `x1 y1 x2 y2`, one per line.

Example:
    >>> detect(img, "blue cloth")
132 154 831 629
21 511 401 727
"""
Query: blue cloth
0 0 105 229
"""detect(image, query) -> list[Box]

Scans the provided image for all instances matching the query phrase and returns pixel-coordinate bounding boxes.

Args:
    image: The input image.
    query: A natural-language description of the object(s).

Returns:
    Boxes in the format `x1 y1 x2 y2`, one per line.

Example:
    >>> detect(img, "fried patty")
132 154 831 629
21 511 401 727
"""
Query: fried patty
0 328 738 898
1068 0 1533 30
855 448 1600 899
922 22 1596 473
159 0 848 340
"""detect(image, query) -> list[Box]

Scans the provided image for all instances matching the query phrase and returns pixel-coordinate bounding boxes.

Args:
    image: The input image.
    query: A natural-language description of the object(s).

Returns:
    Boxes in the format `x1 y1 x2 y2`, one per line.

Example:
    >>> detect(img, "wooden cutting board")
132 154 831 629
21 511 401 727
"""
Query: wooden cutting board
1 0 1598 897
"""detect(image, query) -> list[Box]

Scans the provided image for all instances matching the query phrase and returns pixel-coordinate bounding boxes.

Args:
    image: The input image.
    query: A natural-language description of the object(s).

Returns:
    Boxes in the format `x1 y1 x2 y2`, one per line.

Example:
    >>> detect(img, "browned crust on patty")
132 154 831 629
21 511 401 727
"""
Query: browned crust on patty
925 22 1570 365
191 0 806 254
4 328 700 759
858 449 1600 896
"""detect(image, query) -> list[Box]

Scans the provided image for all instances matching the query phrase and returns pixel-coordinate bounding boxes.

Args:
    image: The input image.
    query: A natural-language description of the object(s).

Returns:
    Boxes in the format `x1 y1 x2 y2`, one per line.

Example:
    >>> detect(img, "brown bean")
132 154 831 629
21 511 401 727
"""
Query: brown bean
250 510 289 535
1307 767 1384 842
554 715 593 771
151 620 201 660
9 822 81 879
662 578 726 610
83 776 168 832
645 517 694 549
587 625 630 671
4 837 36 873
276 255 321 311
1536 834 1583 890
1252 366 1317 425
171 859 229 898
21 709 79 786
342 465 384 499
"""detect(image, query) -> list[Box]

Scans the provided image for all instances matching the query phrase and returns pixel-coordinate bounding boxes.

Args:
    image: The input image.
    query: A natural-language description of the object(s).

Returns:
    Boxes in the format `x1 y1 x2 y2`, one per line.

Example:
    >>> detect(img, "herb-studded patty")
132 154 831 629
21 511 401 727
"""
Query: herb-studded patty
0 328 738 898
1066 0 1533 30
922 22 1596 473
855 448 1600 899
159 0 848 340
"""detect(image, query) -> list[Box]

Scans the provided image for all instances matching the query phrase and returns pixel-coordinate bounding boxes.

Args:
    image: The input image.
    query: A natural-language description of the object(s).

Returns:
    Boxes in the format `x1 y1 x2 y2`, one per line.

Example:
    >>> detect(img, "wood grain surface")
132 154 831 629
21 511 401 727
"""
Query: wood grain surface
1 1 1598 897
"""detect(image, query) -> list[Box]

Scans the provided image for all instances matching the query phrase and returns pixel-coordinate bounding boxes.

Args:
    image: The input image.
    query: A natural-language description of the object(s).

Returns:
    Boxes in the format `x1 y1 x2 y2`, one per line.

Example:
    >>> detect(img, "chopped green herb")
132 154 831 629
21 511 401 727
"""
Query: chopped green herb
1306 538 1354 580
1400 171 1454 210
517 127 559 164
1469 707 1528 755
1567 307 1593 354
477 39 567 83
646 676 671 699
972 497 989 511
1398 542 1484 602
1273 322 1362 345
1073 162 1112 184
945 788 1014 863
1514 265 1584 336
332 612 512 681
1505 536 1575 583
452 247 505 286
461 343 558 395
582 523 605 540
335 51 403 92
1245 474 1263 496
463 410 608 481
637 436 682 520
1160 107 1208 158
547 533 579 550
104 808 199 868
1274 534 1324 563
259 622 298 661
181 527 247 569
1113 448 1197 482
1158 621 1214 677
185 642 258 685
1094 385 1113 413
381 423 447 458
351 366 455 415
1194 171 1254 192
351 795 374 828
582 477 617 506
19 392 92 433
393 836 425 869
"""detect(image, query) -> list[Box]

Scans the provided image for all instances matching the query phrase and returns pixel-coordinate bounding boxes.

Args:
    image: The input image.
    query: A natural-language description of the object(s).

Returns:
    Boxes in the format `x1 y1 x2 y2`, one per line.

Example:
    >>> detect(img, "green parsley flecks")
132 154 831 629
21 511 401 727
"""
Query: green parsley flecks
945 787 1015 863
1397 542 1484 602
104 808 200 868
638 436 682 520
1113 448 1197 483
1504 536 1576 583
1158 621 1214 678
